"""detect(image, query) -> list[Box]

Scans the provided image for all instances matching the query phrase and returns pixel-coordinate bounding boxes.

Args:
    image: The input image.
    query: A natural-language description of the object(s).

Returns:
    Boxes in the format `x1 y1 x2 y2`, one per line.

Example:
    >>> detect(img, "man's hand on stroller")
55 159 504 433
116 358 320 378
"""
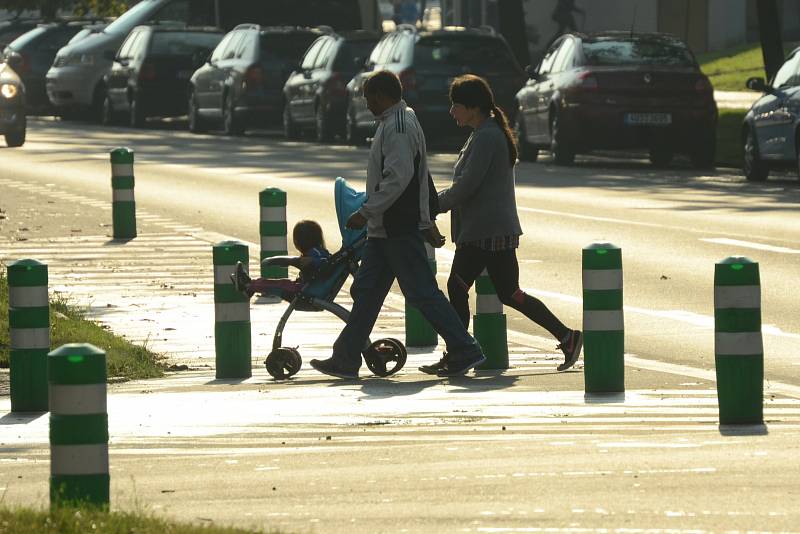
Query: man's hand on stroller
423 222 446 248
346 211 367 230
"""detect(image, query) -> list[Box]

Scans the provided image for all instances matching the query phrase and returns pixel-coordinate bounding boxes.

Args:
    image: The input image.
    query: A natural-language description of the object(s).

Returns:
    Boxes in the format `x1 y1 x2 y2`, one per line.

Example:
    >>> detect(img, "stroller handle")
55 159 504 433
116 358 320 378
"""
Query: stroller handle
262 256 303 268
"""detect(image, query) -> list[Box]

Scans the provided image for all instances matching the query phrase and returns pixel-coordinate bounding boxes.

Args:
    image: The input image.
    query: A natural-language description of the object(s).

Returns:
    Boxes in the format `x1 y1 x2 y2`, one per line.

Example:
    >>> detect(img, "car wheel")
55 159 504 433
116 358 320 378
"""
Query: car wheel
90 83 106 123
743 126 768 182
129 94 145 128
283 104 300 140
649 147 674 167
101 95 117 126
515 114 538 162
187 90 206 134
690 132 716 170
550 111 574 166
4 115 26 147
315 104 332 143
223 93 244 136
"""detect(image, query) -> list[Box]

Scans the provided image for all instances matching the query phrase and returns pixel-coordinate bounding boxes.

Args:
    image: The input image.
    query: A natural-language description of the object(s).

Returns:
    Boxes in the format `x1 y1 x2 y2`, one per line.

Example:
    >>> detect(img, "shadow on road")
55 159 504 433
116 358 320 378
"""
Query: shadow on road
0 411 47 425
718 423 769 436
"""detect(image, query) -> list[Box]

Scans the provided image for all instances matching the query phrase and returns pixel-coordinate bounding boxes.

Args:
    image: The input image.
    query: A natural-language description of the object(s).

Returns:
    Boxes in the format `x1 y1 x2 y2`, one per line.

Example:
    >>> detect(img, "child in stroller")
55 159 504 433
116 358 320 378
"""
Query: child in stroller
233 178 408 380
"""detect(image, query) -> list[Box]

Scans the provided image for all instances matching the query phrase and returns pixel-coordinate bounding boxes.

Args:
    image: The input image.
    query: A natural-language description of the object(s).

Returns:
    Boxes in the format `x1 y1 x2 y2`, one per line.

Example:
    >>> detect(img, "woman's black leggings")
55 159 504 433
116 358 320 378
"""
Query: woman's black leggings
447 245 570 342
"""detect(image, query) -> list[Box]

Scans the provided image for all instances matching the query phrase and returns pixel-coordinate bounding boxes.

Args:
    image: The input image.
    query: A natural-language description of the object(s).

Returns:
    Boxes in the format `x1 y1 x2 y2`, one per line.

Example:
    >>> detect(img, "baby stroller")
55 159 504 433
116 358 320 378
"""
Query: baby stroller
262 177 408 380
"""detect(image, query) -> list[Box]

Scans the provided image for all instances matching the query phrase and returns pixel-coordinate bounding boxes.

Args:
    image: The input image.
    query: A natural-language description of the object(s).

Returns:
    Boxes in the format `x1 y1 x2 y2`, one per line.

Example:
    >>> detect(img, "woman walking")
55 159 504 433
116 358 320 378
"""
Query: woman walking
420 74 582 374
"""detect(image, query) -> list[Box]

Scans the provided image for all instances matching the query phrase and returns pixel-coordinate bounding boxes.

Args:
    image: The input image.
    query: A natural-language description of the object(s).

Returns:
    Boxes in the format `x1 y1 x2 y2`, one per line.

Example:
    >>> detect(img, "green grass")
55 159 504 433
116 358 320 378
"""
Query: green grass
0 267 165 381
697 42 799 91
0 506 276 534
716 108 746 169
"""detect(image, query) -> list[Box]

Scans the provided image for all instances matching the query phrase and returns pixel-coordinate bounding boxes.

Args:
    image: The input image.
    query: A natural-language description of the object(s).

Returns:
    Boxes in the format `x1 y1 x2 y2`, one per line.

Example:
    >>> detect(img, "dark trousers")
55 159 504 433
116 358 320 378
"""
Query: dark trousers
447 245 570 342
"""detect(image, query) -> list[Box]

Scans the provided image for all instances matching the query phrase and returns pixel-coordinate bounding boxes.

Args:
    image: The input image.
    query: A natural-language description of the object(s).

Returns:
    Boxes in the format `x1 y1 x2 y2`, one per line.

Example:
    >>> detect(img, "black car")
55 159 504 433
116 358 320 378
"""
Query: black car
345 25 526 147
2 20 104 111
514 32 717 167
189 24 324 135
104 25 224 127
283 30 379 142
742 46 800 182
0 61 26 147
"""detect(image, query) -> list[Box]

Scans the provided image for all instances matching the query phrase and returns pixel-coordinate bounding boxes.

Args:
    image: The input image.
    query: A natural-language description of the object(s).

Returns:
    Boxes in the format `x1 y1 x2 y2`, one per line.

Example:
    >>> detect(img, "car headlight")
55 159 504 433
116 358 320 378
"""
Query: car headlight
63 53 96 67
1 83 18 99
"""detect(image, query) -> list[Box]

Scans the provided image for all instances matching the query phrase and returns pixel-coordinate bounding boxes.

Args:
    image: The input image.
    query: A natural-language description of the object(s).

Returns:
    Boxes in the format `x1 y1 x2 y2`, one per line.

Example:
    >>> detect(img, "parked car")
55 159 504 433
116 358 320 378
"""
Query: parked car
742 46 800 182
515 31 717 167
345 25 526 147
283 30 379 141
66 22 108 46
104 25 224 127
189 25 324 135
3 20 105 111
0 60 26 147
46 0 374 122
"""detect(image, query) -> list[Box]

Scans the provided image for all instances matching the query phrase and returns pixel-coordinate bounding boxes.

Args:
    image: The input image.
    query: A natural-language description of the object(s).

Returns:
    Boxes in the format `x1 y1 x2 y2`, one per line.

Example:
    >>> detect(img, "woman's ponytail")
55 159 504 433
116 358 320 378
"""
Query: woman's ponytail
492 104 518 166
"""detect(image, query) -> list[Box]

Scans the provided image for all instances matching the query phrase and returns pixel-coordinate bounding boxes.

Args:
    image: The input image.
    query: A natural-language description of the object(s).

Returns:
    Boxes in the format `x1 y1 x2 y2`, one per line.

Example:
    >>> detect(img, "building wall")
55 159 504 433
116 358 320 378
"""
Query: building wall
707 0 746 51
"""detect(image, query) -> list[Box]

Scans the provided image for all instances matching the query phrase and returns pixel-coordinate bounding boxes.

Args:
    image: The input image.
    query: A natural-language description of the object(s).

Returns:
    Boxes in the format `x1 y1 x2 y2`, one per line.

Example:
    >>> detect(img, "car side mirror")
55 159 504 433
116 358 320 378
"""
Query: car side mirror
5 51 23 72
525 64 539 80
746 76 771 93
103 49 115 61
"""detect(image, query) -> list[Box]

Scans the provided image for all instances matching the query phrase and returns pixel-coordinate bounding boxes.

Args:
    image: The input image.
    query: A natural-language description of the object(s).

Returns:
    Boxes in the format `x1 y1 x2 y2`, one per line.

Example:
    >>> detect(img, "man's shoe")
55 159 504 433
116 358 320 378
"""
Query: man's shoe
230 261 252 296
419 352 449 375
310 357 359 379
556 329 583 371
436 353 486 377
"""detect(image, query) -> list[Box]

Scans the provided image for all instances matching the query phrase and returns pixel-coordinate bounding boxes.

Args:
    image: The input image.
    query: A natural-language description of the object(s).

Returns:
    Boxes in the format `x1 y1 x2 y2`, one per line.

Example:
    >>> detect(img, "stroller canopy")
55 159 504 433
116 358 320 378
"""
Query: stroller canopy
334 177 367 248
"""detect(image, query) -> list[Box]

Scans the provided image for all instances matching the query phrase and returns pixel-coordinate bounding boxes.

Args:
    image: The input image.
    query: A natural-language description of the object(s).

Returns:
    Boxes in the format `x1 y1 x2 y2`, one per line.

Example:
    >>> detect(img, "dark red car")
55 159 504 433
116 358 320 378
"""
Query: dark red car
514 31 717 168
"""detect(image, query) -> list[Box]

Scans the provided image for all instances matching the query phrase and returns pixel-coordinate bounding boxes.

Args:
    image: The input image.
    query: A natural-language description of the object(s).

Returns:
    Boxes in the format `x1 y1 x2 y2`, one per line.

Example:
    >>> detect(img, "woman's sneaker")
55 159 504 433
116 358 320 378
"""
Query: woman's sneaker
229 261 252 296
556 329 583 371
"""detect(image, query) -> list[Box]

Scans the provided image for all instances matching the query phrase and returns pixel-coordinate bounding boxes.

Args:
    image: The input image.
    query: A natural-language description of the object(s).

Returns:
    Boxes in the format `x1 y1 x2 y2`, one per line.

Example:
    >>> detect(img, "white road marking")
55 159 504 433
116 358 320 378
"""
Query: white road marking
700 237 800 254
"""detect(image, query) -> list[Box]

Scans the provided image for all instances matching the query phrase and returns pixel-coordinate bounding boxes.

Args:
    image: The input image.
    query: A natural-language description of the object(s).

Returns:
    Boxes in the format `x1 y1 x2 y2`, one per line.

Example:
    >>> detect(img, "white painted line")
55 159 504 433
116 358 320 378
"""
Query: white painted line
700 237 800 254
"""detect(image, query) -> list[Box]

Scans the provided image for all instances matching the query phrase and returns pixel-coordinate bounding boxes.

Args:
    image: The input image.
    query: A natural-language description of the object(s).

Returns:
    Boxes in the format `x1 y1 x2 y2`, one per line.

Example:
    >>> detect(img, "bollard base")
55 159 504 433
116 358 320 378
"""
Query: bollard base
9 349 49 413
405 304 438 347
715 355 763 425
50 474 110 509
474 313 509 370
583 331 625 393
215 321 253 379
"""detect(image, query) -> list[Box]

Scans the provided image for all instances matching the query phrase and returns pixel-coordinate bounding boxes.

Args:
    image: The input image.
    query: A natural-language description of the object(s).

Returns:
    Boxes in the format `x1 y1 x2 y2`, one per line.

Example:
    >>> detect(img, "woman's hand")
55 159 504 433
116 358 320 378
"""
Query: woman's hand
346 211 368 229
423 223 446 248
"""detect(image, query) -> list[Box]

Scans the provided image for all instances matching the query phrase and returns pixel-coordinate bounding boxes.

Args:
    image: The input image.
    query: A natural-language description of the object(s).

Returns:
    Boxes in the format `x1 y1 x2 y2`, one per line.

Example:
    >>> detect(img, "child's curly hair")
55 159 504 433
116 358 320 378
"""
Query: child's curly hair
293 220 325 254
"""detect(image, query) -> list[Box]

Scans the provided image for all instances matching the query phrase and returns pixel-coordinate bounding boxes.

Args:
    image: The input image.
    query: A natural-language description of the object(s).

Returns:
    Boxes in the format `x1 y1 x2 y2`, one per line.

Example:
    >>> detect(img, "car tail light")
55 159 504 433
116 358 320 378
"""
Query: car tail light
577 70 598 91
399 69 417 92
325 72 346 97
138 62 156 81
245 65 264 89
695 76 713 95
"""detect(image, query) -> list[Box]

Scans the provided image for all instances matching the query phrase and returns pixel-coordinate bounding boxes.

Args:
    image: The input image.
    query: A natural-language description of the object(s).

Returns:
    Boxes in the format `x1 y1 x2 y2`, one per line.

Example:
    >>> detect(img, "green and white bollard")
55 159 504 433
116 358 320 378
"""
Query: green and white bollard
714 256 763 425
213 240 251 379
110 147 136 239
405 242 438 347
474 269 509 370
49 343 109 509
582 243 624 393
8 259 49 412
259 188 288 279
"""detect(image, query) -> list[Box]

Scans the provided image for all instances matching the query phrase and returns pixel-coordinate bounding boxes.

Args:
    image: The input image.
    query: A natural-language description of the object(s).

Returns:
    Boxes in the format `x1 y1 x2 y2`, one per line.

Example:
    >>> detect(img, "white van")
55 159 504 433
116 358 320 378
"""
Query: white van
45 0 379 120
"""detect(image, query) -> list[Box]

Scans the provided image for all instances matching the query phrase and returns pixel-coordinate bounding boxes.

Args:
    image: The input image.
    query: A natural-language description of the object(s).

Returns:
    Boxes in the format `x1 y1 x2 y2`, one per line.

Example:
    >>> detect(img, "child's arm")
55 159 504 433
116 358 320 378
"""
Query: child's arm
262 255 305 269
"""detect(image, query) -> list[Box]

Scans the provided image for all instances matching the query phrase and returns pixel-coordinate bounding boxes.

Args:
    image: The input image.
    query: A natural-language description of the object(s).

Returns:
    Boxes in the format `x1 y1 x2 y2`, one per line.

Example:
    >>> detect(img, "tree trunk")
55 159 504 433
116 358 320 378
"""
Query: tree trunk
756 0 784 81
497 0 531 68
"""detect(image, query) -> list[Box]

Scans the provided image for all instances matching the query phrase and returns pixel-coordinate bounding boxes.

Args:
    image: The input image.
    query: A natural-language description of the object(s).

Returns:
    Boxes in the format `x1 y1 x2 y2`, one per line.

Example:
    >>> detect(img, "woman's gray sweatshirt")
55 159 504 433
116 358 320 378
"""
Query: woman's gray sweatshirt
438 118 522 245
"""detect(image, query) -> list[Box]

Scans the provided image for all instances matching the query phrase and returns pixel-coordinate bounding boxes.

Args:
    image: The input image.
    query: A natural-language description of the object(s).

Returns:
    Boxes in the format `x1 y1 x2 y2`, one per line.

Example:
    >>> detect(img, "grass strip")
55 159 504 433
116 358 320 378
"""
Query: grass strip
0 267 164 381
0 506 277 534
698 42 799 91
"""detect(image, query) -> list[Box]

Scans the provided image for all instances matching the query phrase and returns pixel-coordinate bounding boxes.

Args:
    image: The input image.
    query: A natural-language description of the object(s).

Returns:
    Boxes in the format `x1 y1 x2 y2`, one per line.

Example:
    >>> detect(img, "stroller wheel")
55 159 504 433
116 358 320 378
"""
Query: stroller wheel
265 347 302 380
363 338 407 377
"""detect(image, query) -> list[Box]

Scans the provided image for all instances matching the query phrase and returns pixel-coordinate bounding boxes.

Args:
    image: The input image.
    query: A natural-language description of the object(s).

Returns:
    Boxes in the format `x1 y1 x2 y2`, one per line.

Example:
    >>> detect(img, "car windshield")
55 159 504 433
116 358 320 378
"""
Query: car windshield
582 37 696 67
332 39 378 71
105 0 160 35
414 36 519 73
260 33 318 66
150 31 222 56
7 26 48 49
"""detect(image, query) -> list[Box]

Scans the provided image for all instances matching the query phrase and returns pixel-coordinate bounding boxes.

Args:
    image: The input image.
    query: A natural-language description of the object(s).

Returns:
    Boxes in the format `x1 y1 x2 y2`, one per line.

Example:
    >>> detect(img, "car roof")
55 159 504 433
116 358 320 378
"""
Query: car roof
132 24 224 33
581 31 689 43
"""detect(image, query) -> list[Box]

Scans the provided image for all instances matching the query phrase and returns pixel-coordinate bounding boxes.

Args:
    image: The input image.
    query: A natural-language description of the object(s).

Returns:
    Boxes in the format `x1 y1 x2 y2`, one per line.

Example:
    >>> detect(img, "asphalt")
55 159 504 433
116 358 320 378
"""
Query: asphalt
2 169 800 533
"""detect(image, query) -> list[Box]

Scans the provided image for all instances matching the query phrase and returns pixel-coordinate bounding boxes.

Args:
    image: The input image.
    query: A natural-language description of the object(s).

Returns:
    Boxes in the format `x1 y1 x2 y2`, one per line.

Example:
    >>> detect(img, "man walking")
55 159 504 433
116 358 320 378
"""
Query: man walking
310 71 485 379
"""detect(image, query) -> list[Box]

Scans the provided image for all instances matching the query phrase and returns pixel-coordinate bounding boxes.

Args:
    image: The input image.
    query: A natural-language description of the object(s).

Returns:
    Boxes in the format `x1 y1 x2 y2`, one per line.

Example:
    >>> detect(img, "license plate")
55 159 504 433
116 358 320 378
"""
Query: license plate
624 112 672 126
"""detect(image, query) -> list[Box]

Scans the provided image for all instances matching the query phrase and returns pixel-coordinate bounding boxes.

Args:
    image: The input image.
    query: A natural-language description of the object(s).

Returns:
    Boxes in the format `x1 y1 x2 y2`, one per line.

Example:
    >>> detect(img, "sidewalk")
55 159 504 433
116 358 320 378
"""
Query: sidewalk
714 90 758 109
